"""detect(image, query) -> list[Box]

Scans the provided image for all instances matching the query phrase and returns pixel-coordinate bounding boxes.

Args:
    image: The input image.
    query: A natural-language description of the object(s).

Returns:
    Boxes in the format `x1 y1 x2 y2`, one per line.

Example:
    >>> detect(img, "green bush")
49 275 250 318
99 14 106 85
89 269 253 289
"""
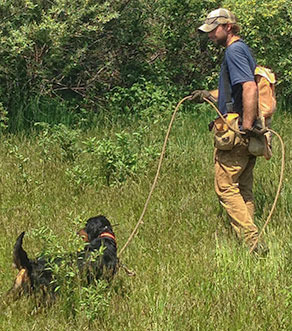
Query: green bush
36 122 81 162
0 0 291 132
107 78 178 119
66 129 160 189
28 225 110 321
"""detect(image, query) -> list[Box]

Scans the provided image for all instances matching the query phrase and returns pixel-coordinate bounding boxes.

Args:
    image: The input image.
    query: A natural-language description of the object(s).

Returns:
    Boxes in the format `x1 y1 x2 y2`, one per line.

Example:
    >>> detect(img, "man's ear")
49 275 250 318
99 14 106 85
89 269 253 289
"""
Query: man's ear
225 23 233 33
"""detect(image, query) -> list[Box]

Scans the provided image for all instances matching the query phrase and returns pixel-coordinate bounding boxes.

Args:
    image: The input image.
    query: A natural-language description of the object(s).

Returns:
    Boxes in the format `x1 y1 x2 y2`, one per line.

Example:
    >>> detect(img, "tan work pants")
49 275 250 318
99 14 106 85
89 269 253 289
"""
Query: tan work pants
214 143 258 247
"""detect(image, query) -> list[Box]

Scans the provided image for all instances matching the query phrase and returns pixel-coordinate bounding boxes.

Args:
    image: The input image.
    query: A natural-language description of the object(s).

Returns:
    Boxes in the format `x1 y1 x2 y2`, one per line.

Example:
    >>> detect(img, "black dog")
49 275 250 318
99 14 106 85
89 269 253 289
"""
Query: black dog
77 215 118 282
9 215 118 298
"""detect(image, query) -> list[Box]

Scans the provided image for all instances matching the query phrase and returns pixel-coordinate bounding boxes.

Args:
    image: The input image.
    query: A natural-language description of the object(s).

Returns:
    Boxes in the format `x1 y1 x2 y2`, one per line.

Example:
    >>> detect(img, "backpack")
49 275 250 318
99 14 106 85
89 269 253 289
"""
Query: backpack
254 65 276 126
252 66 276 160
222 38 277 125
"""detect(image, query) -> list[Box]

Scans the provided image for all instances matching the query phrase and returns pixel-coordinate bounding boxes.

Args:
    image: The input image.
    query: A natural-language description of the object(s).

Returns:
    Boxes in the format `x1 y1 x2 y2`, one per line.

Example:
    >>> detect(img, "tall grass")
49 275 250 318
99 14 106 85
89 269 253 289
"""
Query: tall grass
0 103 291 330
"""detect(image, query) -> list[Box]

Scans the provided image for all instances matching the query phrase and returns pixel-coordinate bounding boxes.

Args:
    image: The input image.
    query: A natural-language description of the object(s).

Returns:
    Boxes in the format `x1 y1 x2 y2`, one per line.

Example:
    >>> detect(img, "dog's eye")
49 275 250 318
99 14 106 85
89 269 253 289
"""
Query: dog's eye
81 235 88 241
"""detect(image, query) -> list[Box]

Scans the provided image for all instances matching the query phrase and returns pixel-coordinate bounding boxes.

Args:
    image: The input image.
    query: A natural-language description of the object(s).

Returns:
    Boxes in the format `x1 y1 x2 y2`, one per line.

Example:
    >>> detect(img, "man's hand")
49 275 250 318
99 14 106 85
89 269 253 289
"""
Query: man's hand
243 126 268 138
190 90 212 103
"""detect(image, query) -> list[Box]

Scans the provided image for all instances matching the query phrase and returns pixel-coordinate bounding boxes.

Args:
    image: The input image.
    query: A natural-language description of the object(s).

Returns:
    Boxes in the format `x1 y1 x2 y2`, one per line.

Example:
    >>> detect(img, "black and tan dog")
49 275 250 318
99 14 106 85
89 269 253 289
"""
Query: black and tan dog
77 215 118 283
9 215 118 298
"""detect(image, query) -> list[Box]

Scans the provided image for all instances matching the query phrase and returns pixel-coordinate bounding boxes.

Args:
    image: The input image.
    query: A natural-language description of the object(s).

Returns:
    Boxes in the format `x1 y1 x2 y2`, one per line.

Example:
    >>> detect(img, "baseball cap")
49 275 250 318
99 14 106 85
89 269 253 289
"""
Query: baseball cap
198 8 237 33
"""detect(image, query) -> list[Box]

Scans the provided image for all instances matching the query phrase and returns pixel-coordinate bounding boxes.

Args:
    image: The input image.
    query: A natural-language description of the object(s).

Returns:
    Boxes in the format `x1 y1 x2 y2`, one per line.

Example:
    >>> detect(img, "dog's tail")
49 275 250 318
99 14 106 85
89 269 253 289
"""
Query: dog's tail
6 232 34 297
13 232 32 272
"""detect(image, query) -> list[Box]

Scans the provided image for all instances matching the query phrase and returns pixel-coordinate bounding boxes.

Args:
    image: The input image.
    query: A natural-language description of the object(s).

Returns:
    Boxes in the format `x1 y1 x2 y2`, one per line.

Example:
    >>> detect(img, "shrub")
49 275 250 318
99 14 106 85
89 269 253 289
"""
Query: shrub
36 122 81 162
29 225 110 321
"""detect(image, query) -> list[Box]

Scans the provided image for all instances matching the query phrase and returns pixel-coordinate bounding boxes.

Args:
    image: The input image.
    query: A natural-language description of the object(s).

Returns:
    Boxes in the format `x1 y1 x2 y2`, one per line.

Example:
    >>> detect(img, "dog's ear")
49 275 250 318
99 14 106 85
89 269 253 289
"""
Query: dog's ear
13 232 32 272
77 229 89 242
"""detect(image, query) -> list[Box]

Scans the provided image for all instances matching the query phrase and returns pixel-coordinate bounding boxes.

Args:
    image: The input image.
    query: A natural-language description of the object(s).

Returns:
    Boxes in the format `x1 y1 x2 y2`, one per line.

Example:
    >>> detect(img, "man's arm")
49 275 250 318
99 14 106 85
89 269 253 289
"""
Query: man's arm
242 81 258 130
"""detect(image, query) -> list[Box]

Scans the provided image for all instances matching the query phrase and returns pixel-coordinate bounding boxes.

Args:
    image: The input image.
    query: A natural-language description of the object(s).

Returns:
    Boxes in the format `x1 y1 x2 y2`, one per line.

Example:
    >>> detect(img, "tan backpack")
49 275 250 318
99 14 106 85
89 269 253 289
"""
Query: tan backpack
254 66 276 124
222 61 277 160
250 66 276 160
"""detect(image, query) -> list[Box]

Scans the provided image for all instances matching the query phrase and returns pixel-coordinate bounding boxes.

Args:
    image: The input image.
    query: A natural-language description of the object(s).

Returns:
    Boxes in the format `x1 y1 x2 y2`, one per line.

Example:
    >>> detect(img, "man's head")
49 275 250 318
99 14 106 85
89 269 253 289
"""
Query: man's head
199 8 239 46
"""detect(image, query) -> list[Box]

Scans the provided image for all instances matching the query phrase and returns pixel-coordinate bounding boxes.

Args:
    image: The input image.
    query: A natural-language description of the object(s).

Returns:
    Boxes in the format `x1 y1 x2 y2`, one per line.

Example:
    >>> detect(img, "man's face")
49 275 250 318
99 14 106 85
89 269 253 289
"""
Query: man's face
208 24 228 46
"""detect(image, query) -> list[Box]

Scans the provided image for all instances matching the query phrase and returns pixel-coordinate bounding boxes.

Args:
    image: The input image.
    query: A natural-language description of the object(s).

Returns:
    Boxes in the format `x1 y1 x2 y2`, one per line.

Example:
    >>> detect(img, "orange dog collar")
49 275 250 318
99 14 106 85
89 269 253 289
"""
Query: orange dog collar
99 232 116 242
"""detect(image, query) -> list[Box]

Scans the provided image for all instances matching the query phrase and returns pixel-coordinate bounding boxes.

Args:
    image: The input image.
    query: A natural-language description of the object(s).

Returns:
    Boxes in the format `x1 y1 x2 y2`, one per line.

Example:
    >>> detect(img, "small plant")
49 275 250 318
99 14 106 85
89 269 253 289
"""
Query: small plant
65 128 161 189
6 143 32 186
76 280 110 321
107 78 177 120
35 122 81 162
65 164 99 191
28 225 111 322
96 133 138 186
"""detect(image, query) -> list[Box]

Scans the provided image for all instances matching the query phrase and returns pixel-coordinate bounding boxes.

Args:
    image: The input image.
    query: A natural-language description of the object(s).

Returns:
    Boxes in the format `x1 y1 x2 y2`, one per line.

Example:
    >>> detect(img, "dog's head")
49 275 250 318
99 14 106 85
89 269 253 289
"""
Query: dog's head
78 215 114 243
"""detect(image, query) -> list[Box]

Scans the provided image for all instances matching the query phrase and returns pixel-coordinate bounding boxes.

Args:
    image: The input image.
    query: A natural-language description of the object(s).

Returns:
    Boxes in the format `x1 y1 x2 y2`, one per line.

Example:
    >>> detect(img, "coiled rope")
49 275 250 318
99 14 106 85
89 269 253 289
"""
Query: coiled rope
203 97 285 253
249 128 285 253
118 96 285 259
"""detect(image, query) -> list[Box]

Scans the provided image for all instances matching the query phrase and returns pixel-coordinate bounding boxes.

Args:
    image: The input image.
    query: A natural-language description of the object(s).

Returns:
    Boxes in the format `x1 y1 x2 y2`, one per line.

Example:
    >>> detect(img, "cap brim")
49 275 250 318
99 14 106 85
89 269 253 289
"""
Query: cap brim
198 23 219 33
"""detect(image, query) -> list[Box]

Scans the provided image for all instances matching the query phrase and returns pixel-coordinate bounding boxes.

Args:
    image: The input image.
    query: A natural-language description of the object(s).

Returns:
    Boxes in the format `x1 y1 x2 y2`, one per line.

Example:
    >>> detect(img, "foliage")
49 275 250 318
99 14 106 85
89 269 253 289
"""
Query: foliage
66 129 160 188
35 122 82 162
95 133 139 186
32 121 160 188
28 224 110 321
107 78 178 120
0 0 119 129
0 102 9 132
0 0 291 131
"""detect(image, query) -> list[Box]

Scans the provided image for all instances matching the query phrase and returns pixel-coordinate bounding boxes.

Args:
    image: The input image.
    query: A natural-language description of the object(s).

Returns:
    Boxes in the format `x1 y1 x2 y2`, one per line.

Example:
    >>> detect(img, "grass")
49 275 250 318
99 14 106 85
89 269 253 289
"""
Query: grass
0 103 292 330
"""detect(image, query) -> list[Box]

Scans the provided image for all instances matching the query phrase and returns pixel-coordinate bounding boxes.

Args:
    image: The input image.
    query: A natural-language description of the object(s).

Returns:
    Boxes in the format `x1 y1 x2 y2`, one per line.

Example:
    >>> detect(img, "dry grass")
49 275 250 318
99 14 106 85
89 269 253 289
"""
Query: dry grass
0 107 291 330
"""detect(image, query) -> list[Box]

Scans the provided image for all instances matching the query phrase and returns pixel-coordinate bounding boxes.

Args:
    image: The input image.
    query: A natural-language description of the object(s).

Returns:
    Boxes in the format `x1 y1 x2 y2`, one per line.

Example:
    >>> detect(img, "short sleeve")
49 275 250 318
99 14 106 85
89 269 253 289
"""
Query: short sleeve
225 43 255 86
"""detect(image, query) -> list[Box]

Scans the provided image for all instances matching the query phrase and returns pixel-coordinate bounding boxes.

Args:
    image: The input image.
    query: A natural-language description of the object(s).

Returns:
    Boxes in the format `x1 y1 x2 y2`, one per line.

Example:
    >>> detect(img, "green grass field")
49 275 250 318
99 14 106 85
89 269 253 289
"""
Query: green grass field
0 103 291 330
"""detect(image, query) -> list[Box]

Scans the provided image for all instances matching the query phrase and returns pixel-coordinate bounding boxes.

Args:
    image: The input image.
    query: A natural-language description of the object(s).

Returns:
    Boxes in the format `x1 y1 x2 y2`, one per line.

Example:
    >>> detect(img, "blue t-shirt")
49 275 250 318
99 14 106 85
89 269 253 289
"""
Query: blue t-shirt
218 39 256 116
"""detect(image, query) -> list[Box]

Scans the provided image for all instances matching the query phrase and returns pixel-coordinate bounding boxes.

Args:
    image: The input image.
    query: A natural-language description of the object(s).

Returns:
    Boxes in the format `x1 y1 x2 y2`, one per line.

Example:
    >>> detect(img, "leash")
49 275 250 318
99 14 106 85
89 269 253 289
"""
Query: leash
118 95 192 258
249 127 285 253
204 97 285 254
118 95 285 259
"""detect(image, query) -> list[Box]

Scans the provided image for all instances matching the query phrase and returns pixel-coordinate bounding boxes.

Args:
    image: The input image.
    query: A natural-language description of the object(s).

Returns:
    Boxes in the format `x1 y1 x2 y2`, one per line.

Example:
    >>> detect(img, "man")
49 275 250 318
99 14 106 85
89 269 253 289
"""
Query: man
192 8 261 250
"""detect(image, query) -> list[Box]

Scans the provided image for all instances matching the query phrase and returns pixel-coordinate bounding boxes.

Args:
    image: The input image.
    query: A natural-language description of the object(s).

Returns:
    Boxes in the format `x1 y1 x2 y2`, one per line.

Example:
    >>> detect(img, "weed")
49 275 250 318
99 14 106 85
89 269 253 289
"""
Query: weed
36 122 81 162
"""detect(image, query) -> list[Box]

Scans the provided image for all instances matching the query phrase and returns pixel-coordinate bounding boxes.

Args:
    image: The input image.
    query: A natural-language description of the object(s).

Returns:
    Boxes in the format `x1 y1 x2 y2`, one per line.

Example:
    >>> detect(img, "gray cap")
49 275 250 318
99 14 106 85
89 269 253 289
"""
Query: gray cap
198 8 237 33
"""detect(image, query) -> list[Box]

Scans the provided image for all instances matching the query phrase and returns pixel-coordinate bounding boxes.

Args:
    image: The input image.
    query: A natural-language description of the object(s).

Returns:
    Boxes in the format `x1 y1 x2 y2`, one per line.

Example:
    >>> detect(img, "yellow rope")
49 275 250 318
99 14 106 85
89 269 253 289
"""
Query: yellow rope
118 95 192 257
118 96 285 258
249 128 285 253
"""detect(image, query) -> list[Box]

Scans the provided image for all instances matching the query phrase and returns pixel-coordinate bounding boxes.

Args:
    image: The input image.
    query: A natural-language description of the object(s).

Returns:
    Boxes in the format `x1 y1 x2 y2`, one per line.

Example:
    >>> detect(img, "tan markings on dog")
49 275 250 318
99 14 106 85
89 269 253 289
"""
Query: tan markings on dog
77 229 89 242
13 268 29 290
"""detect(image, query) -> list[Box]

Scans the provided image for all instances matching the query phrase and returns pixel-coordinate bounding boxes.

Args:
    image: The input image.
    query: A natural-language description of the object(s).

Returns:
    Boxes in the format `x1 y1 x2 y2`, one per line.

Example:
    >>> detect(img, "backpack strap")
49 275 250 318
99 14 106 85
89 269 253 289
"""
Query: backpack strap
222 56 233 113
221 36 242 113
222 38 255 115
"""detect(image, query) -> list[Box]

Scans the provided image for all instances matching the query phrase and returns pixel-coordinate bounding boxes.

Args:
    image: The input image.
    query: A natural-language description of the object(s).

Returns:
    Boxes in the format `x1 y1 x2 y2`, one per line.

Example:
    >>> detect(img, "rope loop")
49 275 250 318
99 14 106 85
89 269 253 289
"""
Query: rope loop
118 96 285 258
